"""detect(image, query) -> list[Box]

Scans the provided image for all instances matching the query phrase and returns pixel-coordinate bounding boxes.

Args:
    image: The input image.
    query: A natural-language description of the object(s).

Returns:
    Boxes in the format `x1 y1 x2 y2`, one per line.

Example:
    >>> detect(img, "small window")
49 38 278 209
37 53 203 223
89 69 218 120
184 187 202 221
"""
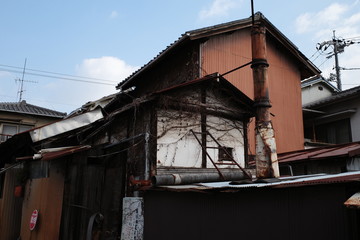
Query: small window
3 125 17 135
19 125 32 133
1 123 34 142
218 147 233 161
318 86 323 91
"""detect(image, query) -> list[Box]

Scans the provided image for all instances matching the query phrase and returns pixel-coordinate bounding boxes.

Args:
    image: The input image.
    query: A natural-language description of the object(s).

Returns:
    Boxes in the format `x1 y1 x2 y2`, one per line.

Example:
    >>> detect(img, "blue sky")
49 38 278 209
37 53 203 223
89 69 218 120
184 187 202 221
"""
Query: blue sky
1 0 359 113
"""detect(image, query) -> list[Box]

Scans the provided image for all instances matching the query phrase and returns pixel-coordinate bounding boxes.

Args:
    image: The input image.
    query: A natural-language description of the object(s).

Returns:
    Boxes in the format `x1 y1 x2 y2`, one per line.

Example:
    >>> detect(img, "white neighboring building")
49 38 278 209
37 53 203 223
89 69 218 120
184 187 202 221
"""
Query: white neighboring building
301 76 360 146
301 76 339 105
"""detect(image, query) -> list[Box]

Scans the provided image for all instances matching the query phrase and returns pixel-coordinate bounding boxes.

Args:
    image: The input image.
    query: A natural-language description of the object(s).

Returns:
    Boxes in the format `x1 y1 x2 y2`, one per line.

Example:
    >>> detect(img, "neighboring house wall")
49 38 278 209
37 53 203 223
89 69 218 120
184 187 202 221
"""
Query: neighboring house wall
312 98 360 143
0 112 52 142
0 101 66 142
302 82 334 105
303 87 360 145
200 30 305 153
350 98 360 141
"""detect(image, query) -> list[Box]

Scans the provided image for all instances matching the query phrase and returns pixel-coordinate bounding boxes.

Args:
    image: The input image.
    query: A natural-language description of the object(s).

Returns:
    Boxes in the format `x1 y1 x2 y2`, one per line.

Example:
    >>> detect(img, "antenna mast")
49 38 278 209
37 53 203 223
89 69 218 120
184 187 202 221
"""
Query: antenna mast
18 58 27 102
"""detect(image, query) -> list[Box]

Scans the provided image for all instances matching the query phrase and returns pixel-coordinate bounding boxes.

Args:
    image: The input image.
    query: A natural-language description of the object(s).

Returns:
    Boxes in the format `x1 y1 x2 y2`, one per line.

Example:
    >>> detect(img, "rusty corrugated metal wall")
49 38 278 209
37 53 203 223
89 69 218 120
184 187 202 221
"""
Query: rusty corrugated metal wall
20 160 65 240
200 29 304 153
0 167 23 240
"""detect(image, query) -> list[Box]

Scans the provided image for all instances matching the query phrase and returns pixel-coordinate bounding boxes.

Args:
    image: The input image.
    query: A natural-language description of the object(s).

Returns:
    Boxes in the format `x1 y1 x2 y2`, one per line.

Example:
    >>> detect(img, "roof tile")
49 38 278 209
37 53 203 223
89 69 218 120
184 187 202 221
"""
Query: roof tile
0 100 66 118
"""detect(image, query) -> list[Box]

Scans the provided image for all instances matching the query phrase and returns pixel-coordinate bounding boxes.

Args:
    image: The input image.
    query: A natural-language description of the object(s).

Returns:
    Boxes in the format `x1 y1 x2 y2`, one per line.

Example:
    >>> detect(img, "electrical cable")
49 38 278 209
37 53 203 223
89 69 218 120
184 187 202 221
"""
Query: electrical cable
0 68 116 86
0 63 117 83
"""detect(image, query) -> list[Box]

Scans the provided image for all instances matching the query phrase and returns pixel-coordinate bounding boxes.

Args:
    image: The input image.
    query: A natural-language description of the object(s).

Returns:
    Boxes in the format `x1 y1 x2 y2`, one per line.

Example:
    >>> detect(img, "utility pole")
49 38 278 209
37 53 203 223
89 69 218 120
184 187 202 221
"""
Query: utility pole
332 31 341 90
317 31 359 91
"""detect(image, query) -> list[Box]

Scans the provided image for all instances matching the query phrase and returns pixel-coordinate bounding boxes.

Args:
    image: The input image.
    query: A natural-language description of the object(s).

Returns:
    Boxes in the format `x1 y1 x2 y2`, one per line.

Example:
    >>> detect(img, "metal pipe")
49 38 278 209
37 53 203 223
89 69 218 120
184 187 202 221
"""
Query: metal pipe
152 172 246 185
251 22 280 178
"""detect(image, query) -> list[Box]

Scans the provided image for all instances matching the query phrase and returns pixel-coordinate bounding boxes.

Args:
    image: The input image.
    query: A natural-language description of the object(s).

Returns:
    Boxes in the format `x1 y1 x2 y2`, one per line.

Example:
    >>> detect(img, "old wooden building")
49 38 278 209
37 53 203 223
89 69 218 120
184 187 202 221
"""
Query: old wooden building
0 74 255 239
117 12 320 153
0 12 322 240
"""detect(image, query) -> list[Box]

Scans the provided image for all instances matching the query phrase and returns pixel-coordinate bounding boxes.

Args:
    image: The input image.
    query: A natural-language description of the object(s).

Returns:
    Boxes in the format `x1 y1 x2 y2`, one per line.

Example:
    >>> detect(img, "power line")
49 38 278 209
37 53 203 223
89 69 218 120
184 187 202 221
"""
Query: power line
0 67 116 86
0 63 118 85
316 30 360 91
318 57 330 68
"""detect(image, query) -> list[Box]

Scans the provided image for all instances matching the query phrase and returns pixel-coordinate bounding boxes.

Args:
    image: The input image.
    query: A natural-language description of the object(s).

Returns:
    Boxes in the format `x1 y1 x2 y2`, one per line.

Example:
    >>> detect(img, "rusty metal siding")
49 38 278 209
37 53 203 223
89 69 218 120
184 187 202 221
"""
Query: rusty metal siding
144 184 358 240
200 29 253 94
200 29 304 153
20 160 65 240
0 167 23 240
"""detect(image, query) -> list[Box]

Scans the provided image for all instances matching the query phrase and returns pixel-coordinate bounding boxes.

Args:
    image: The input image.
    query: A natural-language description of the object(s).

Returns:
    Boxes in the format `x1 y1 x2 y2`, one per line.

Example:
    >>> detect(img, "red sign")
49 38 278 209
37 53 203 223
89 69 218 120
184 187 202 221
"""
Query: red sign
29 209 38 231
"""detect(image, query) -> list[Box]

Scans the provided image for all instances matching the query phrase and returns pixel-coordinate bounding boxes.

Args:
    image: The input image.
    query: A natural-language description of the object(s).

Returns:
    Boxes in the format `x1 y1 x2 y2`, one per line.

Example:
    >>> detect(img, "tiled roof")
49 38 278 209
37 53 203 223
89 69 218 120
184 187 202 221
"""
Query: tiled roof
0 100 66 118
301 75 339 92
303 85 360 108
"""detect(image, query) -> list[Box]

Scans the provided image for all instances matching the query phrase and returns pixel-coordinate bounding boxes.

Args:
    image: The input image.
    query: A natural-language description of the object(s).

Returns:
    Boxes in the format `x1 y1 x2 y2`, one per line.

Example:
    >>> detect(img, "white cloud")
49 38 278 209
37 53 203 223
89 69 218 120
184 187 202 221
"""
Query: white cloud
344 12 360 25
109 10 118 19
295 2 360 90
76 56 138 82
42 56 140 112
0 70 13 79
198 0 240 20
295 13 312 34
295 3 349 34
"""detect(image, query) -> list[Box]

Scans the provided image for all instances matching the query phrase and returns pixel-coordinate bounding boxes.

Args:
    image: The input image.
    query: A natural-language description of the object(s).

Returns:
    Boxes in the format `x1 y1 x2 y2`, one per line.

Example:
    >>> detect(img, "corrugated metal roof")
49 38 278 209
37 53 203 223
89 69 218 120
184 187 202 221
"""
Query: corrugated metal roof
0 100 66 118
117 12 320 91
278 141 360 163
156 171 360 191
30 107 104 142
303 85 360 109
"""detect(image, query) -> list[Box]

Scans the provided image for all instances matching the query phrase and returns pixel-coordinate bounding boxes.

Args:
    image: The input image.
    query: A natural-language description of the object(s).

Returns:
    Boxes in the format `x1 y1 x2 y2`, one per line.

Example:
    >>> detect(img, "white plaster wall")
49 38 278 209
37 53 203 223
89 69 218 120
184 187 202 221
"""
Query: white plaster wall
302 83 334 105
206 115 245 167
157 110 202 167
156 110 245 168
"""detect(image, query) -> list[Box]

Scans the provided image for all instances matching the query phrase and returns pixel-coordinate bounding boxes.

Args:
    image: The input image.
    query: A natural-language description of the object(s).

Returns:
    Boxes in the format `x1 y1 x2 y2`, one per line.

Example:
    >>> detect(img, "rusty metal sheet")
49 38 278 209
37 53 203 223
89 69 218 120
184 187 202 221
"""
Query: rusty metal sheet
30 108 103 142
14 145 91 163
0 167 23 239
344 192 360 208
279 142 360 163
20 160 65 239
40 145 91 161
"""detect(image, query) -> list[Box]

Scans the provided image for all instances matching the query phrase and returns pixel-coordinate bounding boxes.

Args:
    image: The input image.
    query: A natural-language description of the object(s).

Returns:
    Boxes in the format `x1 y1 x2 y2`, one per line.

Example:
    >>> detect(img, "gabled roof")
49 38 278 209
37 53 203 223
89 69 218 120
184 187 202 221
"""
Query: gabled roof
0 100 66 118
301 75 339 92
154 73 255 115
117 12 320 91
303 85 360 109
